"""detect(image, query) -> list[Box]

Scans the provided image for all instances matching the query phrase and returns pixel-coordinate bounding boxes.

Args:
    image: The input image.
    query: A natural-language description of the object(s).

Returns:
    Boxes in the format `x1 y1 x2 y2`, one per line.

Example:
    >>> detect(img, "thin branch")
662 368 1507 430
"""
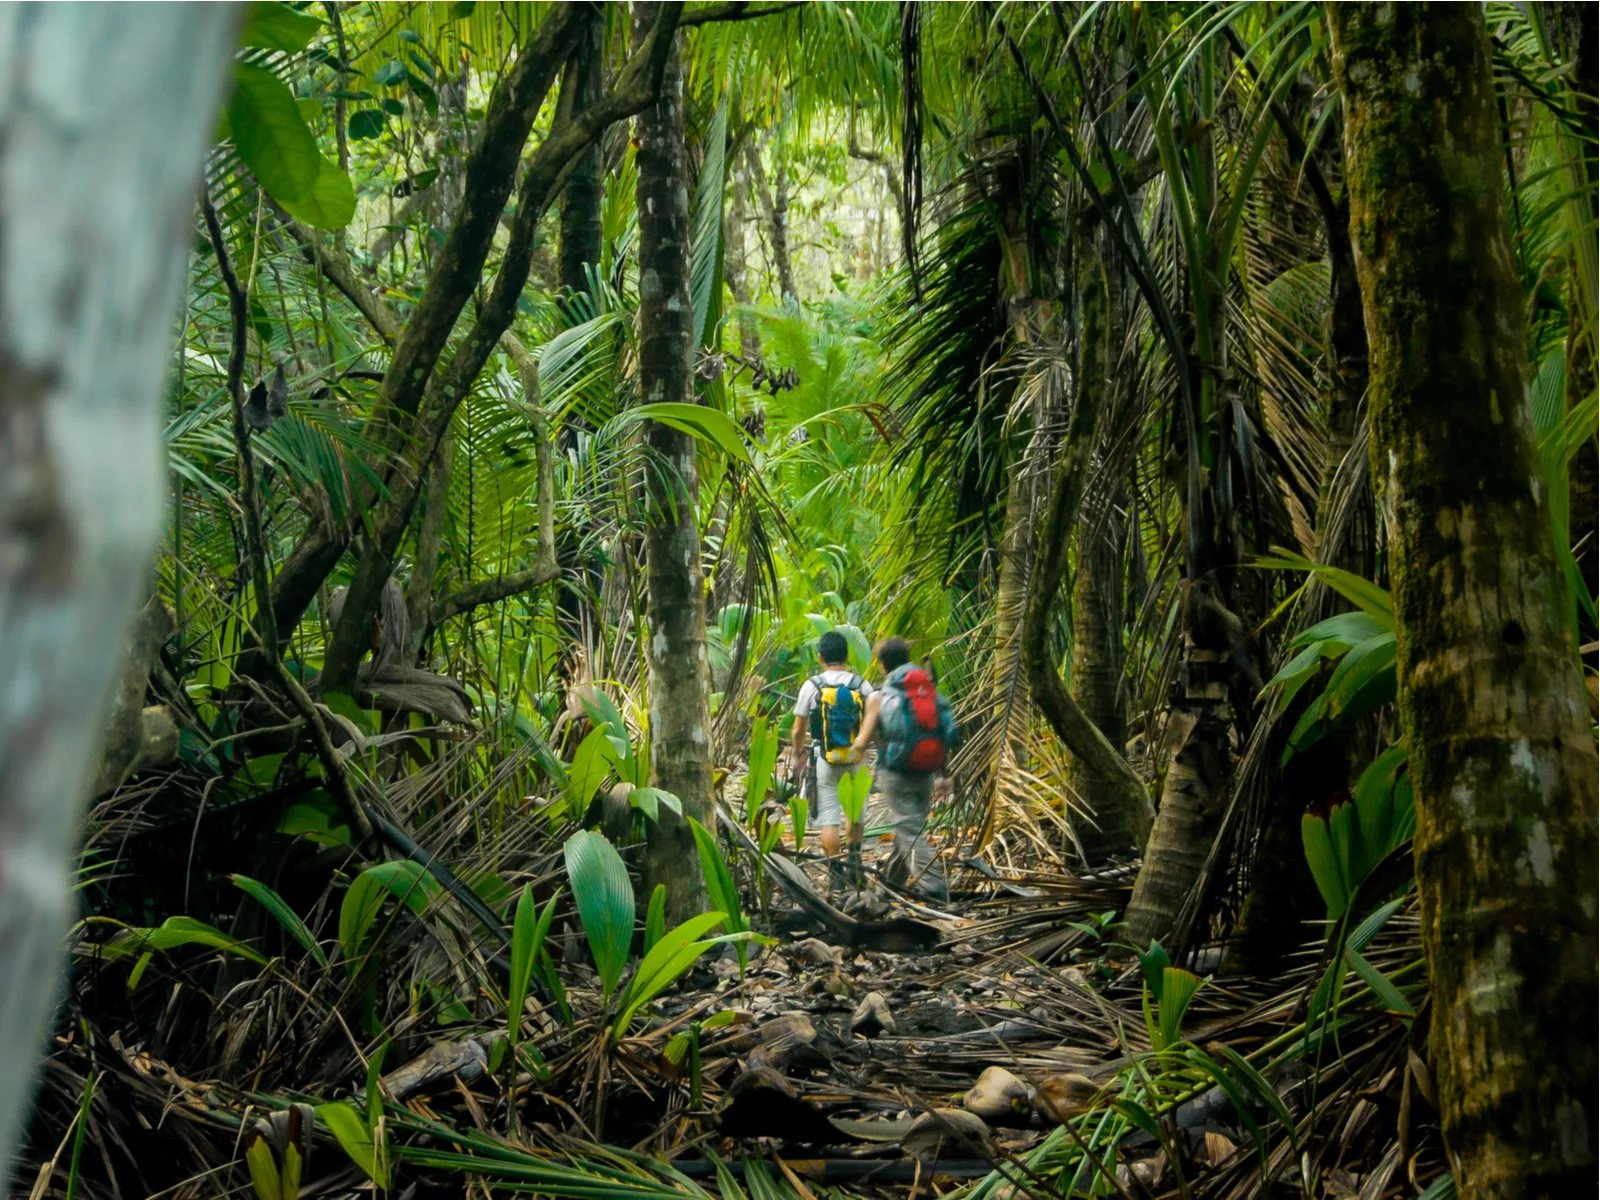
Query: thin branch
200 192 278 667
678 1 802 27
281 212 402 344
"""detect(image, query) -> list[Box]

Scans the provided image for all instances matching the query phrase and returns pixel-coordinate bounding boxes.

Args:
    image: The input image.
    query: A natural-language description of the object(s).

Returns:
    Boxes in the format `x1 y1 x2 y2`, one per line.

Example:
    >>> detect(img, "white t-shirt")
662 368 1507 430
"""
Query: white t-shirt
793 668 874 718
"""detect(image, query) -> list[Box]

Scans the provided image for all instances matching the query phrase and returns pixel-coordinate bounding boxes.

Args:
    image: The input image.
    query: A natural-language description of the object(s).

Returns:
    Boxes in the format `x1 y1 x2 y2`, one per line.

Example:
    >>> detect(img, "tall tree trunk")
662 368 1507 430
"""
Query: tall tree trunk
1068 488 1132 864
1124 60 1239 949
559 6 605 298
724 160 762 364
0 6 237 1170
634 4 712 922
1330 6 1598 1194
1024 224 1154 855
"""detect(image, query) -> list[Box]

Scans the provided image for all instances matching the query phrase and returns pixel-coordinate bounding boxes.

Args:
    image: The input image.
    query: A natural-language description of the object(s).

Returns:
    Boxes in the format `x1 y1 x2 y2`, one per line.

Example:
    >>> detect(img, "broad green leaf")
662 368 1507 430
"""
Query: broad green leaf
317 1101 387 1188
690 817 745 936
1110 1097 1161 1138
1208 1042 1298 1144
1291 611 1386 650
339 861 442 965
229 63 321 204
101 916 268 987
245 1136 282 1200
744 716 778 823
565 725 616 814
278 154 357 231
373 60 408 86
348 109 386 140
690 93 728 349
1157 966 1203 1049
562 831 633 1001
628 403 753 466
320 691 374 736
1353 744 1409 860
241 2 322 52
277 793 352 846
231 874 327 968
1184 1046 1265 1158
628 786 682 822
1321 631 1397 721
1302 813 1349 916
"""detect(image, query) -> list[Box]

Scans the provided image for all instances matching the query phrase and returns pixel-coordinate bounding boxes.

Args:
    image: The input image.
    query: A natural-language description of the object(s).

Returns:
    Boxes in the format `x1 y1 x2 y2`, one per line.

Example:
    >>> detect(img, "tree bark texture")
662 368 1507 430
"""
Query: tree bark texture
1023 238 1153 857
0 4 238 1171
558 5 605 297
724 160 762 363
1068 492 1132 864
745 139 795 304
634 5 713 922
1330 5 1599 1195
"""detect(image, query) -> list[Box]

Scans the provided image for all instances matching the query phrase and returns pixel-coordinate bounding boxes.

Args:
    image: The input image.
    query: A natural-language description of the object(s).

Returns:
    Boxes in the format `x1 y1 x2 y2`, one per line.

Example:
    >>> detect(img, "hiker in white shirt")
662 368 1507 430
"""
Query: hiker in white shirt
786 630 874 862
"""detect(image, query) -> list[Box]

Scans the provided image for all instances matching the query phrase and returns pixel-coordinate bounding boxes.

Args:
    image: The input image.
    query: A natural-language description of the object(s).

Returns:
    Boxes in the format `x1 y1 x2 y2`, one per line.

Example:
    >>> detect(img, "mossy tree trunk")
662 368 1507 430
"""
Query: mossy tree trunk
634 3 713 922
1330 5 1598 1193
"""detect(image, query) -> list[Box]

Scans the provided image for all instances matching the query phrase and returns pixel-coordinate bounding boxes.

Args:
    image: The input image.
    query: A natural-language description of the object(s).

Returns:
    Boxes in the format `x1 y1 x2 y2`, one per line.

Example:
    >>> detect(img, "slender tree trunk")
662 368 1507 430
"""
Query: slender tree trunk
724 161 762 364
1069 489 1132 864
559 6 604 298
0 6 237 1171
634 4 712 922
745 139 795 304
1330 7 1598 1194
405 429 453 663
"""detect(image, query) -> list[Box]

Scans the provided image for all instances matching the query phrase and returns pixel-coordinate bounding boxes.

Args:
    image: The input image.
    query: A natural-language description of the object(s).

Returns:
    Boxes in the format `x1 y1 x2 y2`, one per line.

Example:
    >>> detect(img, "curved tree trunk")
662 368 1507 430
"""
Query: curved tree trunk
634 4 713 923
0 5 238 1170
1330 5 1598 1194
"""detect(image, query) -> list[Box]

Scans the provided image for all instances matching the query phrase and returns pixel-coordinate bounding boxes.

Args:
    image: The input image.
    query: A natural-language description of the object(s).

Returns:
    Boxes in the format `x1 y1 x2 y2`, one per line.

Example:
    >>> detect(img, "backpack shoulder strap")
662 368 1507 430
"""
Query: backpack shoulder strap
848 674 864 691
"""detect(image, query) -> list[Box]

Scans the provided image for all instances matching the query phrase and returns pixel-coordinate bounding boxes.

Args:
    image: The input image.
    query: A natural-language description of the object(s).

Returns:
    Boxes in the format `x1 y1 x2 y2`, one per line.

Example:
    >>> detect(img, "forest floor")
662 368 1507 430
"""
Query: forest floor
20 790 1442 1200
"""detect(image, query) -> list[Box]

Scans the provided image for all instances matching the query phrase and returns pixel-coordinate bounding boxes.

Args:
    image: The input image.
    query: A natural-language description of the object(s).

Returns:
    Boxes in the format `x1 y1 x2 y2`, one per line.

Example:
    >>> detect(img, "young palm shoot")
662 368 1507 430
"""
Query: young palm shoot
837 767 872 891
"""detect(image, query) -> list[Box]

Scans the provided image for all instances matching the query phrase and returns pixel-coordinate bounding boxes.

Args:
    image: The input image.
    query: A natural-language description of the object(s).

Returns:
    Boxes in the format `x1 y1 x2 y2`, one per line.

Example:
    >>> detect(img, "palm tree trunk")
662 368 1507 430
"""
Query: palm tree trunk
0 5 237 1163
1068 489 1132 864
558 7 604 298
634 4 713 922
745 138 795 304
1330 6 1598 1193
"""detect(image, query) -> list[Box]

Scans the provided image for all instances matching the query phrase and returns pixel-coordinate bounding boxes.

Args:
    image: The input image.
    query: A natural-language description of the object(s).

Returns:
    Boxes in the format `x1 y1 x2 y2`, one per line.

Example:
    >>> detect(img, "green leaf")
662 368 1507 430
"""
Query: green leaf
566 725 617 814
229 63 322 204
277 792 352 846
1252 549 1393 625
339 861 442 966
562 831 634 1001
628 786 682 823
373 60 408 87
241 2 322 52
1346 946 1414 1018
1208 1042 1298 1145
100 916 269 985
231 874 328 968
612 911 733 1040
509 885 559 1044
744 717 779 823
278 154 357 231
1291 611 1386 650
1157 966 1203 1049
317 1102 387 1188
245 1135 283 1200
690 94 728 349
627 403 753 466
1110 1097 1161 1138
1184 1046 1265 1157
644 884 667 956
1302 812 1349 916
1321 631 1397 721
1352 743 1409 861
348 109 386 140
690 817 745 937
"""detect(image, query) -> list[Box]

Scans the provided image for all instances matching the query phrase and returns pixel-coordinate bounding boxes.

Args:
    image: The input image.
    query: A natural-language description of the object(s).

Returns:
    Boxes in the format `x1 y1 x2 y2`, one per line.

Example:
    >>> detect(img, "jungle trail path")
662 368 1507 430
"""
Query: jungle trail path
28 772 1440 1200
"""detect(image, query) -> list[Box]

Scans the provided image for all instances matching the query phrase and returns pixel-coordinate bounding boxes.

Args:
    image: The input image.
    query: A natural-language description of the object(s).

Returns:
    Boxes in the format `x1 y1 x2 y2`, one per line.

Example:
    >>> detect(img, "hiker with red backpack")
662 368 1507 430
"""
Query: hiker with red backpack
787 629 874 869
848 636 959 899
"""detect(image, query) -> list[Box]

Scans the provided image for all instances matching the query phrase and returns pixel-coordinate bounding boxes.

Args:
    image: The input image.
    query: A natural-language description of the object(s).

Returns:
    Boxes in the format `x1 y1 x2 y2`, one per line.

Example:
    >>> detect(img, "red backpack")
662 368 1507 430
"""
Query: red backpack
882 665 952 773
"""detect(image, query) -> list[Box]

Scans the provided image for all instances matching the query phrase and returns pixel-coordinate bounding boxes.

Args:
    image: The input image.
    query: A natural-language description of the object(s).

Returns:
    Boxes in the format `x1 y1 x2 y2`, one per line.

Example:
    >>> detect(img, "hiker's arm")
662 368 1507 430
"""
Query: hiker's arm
848 693 882 757
787 714 808 776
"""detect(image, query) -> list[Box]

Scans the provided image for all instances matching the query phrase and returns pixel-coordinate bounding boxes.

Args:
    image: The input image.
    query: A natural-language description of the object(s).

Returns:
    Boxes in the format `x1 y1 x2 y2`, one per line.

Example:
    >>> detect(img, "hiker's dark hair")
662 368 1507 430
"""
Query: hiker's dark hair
875 636 912 673
817 630 850 665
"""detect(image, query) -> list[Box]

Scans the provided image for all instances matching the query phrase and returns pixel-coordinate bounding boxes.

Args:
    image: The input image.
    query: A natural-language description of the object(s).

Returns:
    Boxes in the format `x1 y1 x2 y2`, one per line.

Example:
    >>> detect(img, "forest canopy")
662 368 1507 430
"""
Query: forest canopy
0 3 1594 1199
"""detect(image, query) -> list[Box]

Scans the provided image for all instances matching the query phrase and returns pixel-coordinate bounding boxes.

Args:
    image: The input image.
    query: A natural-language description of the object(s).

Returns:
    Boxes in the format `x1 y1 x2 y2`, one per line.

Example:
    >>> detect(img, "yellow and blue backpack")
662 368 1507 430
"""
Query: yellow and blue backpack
808 673 866 765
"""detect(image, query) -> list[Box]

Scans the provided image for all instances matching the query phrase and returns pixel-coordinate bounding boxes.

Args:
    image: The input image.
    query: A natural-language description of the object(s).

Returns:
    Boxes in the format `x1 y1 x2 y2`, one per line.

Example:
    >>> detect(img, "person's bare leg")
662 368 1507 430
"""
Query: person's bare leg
820 824 841 858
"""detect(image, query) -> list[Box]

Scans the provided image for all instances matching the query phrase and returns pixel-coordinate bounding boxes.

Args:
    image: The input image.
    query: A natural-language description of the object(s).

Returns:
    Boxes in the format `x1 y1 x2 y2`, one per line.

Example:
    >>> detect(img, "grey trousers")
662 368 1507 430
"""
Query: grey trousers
878 769 945 900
